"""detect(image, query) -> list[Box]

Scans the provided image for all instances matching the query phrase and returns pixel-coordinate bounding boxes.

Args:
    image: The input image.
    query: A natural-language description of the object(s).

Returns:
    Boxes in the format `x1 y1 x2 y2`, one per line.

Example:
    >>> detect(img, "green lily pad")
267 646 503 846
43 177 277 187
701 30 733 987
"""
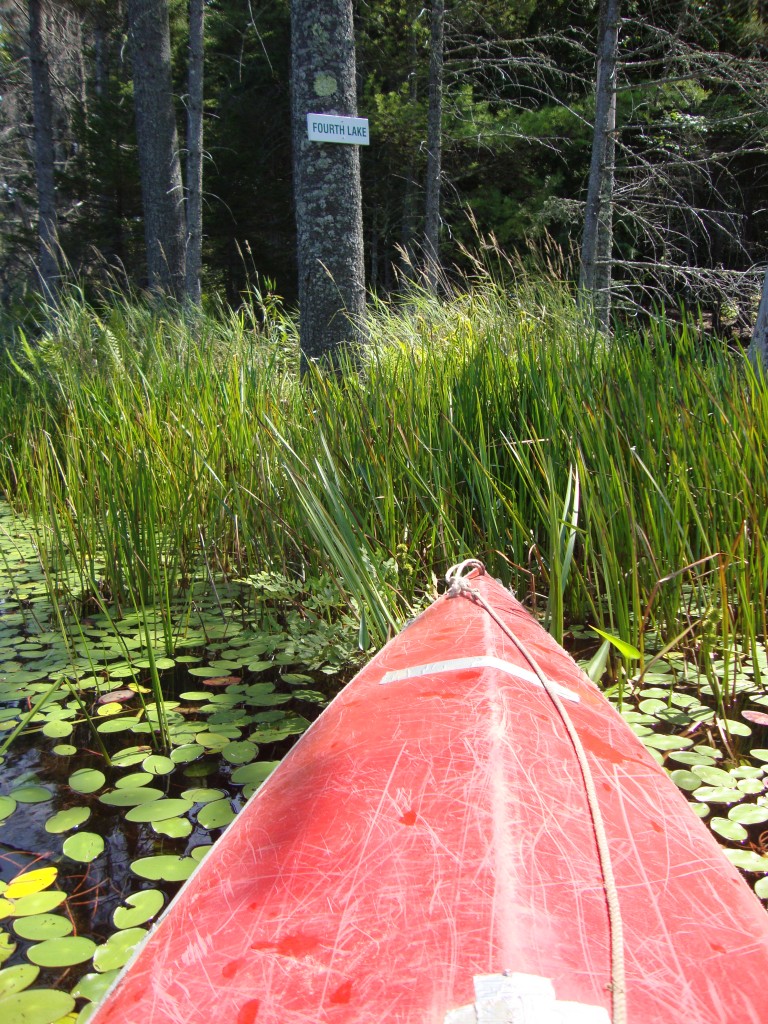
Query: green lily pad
68 769 106 795
691 765 734 786
45 807 91 834
153 816 193 839
197 798 236 830
0 963 39 997
181 787 225 804
222 741 258 765
667 750 715 767
12 914 73 941
231 760 280 786
0 797 15 823
723 849 768 872
115 772 153 789
113 890 164 930
9 891 67 917
92 928 147 973
99 787 164 807
693 786 742 803
718 718 752 737
709 817 749 842
131 855 196 882
751 749 768 762
669 769 700 791
27 935 97 967
63 832 104 863
641 734 693 751
52 744 77 756
9 786 51 804
727 804 768 825
42 720 73 738
141 754 175 776
71 969 120 1002
190 845 211 863
0 989 75 1024
755 876 768 899
0 933 16 964
170 743 205 765
111 746 152 768
125 798 193 823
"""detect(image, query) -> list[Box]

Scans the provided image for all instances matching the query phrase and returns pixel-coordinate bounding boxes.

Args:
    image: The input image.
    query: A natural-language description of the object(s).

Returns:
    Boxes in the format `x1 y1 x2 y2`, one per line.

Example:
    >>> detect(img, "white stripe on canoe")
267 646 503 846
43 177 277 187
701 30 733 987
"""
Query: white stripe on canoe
379 655 580 703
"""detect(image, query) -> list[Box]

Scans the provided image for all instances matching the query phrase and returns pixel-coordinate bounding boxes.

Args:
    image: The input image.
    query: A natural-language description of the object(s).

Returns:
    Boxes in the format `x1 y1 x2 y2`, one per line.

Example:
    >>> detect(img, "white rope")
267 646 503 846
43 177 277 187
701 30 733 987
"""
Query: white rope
445 561 627 1024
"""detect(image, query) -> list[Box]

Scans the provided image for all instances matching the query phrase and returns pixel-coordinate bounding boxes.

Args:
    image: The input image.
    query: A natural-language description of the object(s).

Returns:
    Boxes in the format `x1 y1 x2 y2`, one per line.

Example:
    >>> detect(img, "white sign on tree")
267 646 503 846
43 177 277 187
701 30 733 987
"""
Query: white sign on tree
306 113 370 145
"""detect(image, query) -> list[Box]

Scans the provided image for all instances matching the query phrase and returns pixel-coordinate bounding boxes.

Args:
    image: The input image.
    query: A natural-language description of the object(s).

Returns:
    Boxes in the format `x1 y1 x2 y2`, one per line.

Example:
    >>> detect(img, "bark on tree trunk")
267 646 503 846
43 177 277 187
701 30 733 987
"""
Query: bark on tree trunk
127 0 186 300
291 0 366 364
749 267 768 370
579 0 621 332
28 0 59 302
185 0 204 305
423 0 444 291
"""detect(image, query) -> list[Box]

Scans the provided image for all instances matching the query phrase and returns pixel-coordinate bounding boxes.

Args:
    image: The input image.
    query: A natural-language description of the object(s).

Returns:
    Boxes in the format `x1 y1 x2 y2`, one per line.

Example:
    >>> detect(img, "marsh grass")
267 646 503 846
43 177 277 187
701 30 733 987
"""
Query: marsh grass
1 274 767 679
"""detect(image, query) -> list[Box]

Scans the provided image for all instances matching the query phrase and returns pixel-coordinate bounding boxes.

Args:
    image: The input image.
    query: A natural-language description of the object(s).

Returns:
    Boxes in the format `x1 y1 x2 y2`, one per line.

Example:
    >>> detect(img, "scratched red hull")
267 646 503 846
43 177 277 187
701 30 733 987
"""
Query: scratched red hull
92 571 768 1023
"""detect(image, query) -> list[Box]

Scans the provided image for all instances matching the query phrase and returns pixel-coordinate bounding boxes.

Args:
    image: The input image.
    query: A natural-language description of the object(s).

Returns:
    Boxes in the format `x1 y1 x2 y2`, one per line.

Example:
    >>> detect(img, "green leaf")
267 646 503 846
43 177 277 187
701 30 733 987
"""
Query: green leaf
99 787 164 807
9 891 67 917
27 935 97 967
230 760 280 786
0 964 39 997
113 890 164 930
71 970 120 1003
141 754 175 776
728 804 768 825
588 625 641 660
62 832 105 863
45 807 91 834
12 914 73 941
130 856 196 882
0 797 16 823
709 817 749 842
92 928 147 973
68 769 106 795
196 798 235 830
0 989 75 1024
125 799 193 823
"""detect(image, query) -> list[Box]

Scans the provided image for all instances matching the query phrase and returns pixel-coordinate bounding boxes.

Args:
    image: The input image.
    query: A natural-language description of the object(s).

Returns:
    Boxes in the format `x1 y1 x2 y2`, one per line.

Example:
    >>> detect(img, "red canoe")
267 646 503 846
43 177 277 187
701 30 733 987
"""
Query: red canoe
92 565 768 1023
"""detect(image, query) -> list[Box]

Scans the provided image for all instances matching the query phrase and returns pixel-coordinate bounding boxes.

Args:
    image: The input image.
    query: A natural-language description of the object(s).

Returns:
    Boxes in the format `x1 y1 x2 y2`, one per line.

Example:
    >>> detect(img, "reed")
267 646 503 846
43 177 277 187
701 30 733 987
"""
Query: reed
0 274 765 678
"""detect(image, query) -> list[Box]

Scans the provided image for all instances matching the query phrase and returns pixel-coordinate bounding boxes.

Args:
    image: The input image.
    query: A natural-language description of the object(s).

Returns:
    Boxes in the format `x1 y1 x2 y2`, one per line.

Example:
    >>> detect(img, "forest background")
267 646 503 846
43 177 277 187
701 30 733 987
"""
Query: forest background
2 0 768 334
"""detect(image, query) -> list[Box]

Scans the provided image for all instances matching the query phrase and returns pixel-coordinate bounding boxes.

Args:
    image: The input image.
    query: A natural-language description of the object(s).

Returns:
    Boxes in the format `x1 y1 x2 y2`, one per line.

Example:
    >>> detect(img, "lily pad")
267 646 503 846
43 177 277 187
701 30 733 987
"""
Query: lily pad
5 868 58 900
641 734 693 751
230 761 280 786
723 849 768 872
181 787 225 805
691 765 734 786
63 832 105 864
669 769 700 791
728 804 768 825
9 891 67 917
709 817 749 842
755 876 768 899
71 969 120 1003
45 807 91 834
141 754 175 776
92 928 147 973
0 796 16 823
153 816 193 839
13 914 73 941
115 772 153 790
27 935 97 967
112 890 164 930
68 769 106 795
692 786 742 803
131 855 196 882
221 741 258 765
0 933 16 964
0 963 39 997
197 799 236 830
0 989 75 1024
99 787 164 808
170 743 205 765
125 798 193 823
10 785 51 804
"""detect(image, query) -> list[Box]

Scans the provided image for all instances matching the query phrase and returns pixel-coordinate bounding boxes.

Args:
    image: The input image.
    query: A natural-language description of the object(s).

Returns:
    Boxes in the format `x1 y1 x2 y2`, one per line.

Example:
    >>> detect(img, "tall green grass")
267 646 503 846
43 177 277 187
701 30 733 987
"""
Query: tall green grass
0 275 766 671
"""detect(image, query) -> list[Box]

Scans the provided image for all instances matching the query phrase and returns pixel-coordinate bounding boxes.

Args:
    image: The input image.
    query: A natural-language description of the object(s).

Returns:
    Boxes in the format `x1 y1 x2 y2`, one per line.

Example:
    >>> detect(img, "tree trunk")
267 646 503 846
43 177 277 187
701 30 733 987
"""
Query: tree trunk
749 266 768 371
423 0 444 291
290 0 366 364
28 0 59 302
185 0 204 304
127 0 186 300
579 0 621 332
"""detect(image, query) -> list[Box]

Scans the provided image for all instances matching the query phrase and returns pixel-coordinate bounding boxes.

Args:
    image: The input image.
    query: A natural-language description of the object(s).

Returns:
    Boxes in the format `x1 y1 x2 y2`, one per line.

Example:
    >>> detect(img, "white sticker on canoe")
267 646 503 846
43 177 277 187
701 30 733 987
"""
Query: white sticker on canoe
379 656 579 703
444 972 610 1023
